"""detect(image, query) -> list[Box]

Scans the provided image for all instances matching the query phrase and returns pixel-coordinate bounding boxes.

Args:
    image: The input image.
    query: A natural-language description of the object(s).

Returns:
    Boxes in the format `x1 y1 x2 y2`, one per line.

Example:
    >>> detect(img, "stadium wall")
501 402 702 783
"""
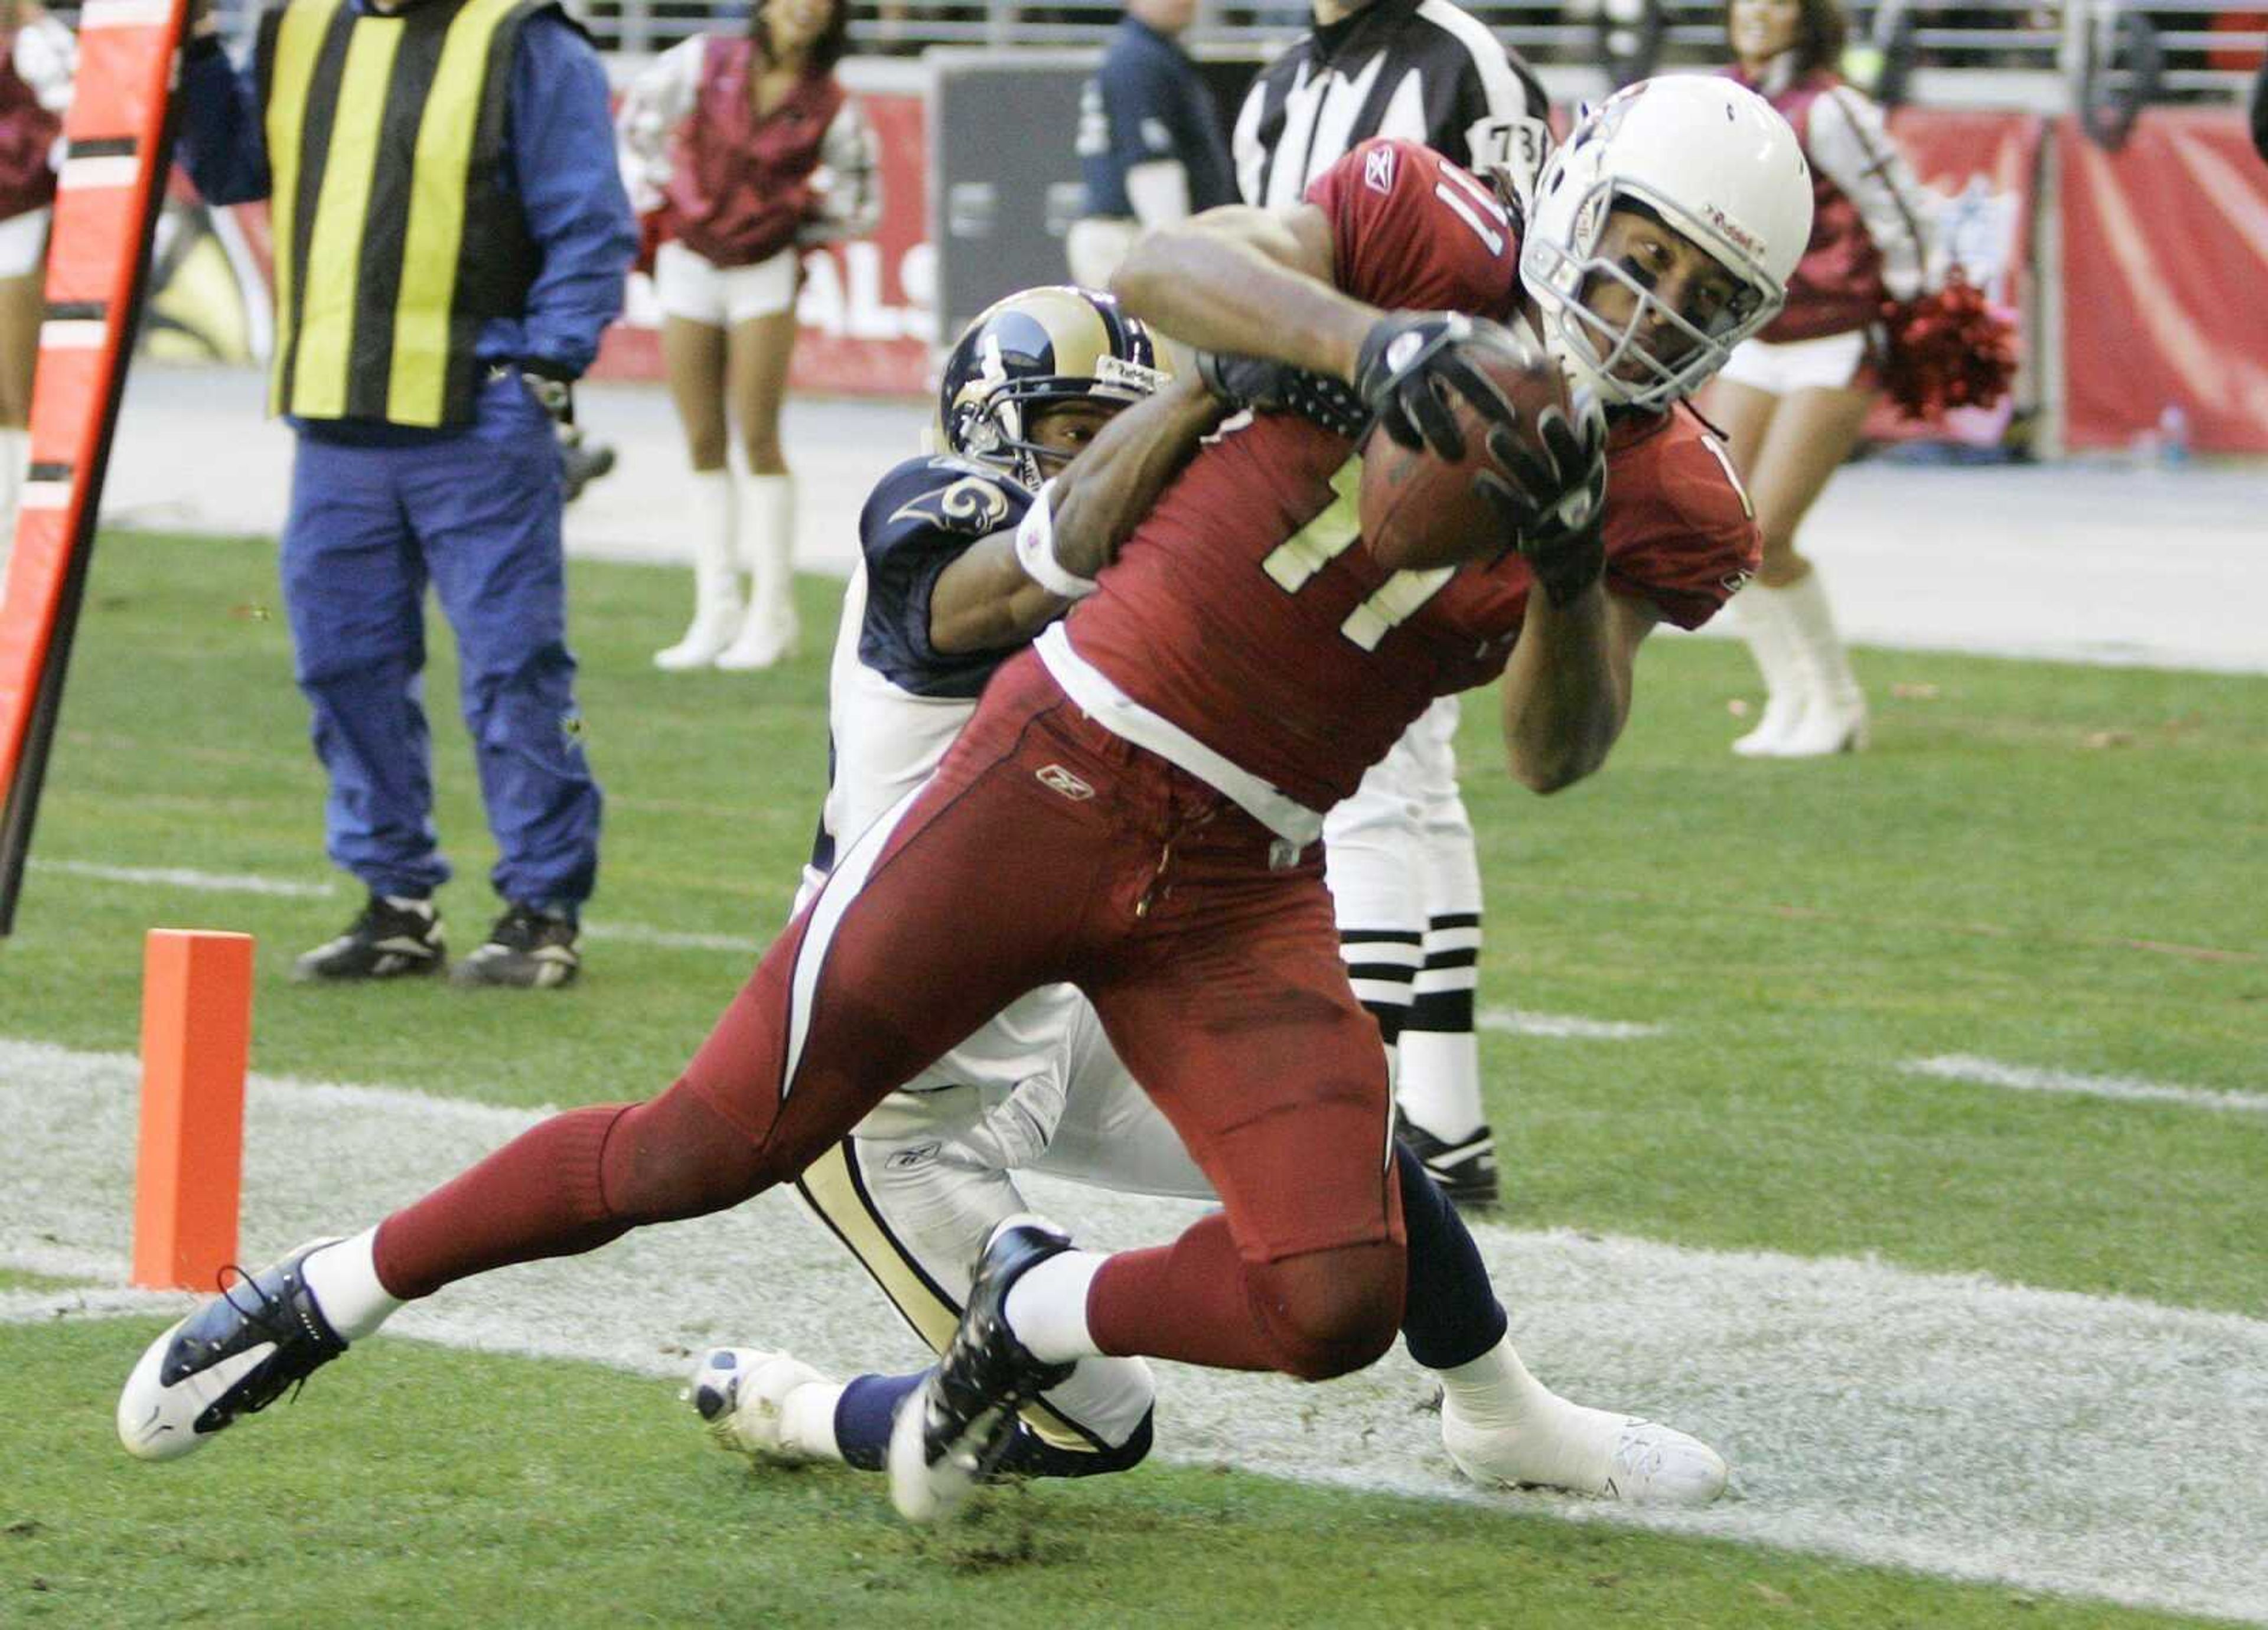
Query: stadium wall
150 56 2268 452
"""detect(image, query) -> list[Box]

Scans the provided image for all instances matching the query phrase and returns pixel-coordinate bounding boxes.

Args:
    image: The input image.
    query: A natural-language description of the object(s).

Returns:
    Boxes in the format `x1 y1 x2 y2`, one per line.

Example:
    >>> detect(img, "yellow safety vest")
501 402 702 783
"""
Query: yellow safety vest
258 0 548 428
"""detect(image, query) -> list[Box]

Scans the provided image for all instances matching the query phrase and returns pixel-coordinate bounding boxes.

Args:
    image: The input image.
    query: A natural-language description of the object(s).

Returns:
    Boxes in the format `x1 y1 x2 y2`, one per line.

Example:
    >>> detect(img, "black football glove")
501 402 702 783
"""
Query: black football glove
1474 390 1608 608
1353 311 1515 462
1195 350 1371 441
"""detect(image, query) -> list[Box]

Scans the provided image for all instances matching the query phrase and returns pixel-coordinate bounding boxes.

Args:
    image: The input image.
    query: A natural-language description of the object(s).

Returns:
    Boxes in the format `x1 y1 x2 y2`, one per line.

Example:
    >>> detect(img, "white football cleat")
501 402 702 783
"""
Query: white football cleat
116 1238 348 1462
1442 1393 1727 1507
1599 1416 1731 1505
684 1347 833 1463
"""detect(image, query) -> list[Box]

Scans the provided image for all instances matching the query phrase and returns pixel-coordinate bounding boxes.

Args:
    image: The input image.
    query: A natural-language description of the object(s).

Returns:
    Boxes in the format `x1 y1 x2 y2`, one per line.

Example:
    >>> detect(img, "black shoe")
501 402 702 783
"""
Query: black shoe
116 1240 350 1460
561 432 615 504
1398 1116 1501 1210
292 894 444 982
451 902 581 989
888 1214 1076 1523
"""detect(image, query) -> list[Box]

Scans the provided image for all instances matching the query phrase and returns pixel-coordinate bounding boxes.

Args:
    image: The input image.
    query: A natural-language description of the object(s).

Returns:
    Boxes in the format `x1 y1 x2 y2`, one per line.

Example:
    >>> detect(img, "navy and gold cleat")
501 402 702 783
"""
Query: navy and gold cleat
888 1214 1076 1523
116 1240 349 1462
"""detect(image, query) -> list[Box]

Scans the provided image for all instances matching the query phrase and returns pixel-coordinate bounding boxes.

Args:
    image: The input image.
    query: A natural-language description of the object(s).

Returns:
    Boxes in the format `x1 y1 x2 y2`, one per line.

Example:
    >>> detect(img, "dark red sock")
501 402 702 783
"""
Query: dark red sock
1089 1214 1406 1380
1087 1213 1282 1371
372 1104 629 1301
372 1083 783 1302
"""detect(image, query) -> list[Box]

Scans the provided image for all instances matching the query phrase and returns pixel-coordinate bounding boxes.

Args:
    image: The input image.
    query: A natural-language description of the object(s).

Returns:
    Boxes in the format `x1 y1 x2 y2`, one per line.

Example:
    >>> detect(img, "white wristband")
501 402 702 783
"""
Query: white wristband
1012 482 1098 601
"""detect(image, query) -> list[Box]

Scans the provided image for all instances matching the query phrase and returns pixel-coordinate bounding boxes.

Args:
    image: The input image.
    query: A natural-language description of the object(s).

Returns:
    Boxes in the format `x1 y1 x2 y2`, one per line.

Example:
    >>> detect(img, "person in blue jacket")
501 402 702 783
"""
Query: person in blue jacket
175 0 637 989
1067 0 1236 291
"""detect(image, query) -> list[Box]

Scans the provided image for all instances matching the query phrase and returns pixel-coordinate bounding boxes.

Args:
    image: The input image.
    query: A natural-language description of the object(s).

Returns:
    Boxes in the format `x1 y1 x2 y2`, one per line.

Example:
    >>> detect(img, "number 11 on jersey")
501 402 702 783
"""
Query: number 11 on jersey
1260 455 1456 650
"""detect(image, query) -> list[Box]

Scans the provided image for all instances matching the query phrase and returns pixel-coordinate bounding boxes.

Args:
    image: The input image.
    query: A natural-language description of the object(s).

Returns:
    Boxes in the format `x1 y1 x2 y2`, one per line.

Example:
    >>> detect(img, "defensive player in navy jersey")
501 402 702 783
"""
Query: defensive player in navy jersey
119 80 1811 1530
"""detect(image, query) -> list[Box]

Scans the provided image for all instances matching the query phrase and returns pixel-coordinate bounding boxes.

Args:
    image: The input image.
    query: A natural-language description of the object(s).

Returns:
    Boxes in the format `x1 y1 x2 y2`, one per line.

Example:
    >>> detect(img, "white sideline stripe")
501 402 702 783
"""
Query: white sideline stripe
34 857 764 953
34 858 338 898
581 921 762 955
1904 1054 2268 1115
0 1285 187 1323
4 1037 2264 1626
1478 1007 1667 1040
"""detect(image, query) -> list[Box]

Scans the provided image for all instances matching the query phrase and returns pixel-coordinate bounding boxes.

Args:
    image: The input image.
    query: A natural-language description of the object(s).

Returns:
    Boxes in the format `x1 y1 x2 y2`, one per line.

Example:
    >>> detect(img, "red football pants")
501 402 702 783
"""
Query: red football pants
375 653 1405 1377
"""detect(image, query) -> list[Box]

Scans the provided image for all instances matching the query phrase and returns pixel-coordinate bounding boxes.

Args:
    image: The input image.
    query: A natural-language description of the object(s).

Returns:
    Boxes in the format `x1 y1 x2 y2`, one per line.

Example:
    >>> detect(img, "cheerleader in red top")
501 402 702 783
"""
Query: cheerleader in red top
0 0 69 559
619 0 879 671
1705 0 1935 758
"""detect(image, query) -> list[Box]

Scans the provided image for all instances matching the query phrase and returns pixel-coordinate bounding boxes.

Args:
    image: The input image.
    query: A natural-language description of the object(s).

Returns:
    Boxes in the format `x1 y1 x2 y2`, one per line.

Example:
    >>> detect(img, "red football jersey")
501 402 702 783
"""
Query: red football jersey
1062 138 1760 814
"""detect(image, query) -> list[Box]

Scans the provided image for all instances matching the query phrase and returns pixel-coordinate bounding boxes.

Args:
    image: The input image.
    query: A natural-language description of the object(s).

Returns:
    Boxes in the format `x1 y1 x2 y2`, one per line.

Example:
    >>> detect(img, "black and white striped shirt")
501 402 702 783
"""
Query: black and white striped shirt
1231 0 1550 210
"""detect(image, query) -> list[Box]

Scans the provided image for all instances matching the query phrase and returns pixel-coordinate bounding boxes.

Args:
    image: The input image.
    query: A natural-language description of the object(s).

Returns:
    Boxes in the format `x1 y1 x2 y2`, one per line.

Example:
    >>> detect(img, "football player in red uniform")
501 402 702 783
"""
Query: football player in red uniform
118 78 1811 1527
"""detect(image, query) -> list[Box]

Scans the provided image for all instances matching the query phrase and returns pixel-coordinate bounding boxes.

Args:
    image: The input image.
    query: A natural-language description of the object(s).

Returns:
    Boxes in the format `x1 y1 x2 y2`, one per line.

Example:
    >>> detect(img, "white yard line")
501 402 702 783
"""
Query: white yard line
0 1285 189 1322
35 856 765 956
43 859 1693 1015
32 859 337 899
579 922 764 954
1905 1054 2268 1115
3 1037 2262 1625
1477 1007 1667 1040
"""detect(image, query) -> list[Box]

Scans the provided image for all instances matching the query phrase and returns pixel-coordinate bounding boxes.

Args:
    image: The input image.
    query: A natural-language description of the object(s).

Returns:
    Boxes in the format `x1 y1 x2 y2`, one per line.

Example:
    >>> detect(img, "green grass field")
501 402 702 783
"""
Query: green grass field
2 529 2262 1626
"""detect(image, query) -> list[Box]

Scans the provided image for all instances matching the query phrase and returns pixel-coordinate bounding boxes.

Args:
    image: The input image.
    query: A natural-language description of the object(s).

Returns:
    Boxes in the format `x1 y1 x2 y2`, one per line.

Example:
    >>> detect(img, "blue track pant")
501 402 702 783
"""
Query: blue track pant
281 374 599 909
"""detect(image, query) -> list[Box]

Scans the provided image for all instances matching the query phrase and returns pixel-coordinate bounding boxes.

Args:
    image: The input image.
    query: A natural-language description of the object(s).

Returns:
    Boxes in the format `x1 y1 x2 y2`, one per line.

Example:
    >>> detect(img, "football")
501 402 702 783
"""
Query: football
1358 322 1572 574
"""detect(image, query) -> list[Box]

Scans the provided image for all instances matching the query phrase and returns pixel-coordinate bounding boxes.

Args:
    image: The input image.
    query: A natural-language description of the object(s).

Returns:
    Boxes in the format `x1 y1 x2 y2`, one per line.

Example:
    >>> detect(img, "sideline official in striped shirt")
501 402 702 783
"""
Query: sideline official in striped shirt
1231 0 1550 211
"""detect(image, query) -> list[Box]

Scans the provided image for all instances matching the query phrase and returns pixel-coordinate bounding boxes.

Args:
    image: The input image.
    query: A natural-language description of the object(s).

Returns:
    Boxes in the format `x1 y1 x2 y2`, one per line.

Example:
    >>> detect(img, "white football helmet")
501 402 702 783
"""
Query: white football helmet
1519 76 1814 410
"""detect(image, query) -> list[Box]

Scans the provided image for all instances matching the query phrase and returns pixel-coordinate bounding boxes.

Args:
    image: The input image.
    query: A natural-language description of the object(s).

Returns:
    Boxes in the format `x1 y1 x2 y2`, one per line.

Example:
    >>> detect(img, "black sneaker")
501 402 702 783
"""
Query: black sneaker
1398 1115 1501 1210
451 902 580 989
292 894 444 982
888 1214 1076 1523
115 1239 350 1461
561 431 616 504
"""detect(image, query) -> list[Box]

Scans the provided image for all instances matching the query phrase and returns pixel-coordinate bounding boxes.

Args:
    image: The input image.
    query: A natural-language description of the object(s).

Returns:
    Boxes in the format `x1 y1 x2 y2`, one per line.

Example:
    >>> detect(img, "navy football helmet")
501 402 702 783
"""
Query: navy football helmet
937 286 1167 488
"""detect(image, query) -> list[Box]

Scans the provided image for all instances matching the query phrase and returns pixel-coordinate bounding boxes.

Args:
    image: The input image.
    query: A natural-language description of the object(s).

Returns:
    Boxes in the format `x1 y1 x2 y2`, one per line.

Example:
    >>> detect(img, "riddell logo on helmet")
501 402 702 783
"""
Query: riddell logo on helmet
1705 205 1761 259
1364 146 1396 194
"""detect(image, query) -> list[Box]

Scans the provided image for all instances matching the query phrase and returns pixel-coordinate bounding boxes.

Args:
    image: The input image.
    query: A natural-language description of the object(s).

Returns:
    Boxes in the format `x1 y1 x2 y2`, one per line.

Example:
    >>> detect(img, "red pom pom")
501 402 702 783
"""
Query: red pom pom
1880 270 2018 423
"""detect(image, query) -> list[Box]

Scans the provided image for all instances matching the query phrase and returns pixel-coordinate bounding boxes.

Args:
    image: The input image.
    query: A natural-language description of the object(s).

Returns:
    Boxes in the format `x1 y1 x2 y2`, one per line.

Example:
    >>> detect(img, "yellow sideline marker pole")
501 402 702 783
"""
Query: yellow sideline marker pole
131 929 254 1289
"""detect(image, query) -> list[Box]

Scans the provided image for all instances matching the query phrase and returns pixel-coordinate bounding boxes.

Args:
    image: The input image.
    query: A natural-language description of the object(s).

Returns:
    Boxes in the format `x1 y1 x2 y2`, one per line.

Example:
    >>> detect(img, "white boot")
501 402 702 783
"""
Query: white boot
653 470 742 670
1731 582 1809 757
1769 568 1869 757
715 471 800 670
1435 1335 1728 1507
